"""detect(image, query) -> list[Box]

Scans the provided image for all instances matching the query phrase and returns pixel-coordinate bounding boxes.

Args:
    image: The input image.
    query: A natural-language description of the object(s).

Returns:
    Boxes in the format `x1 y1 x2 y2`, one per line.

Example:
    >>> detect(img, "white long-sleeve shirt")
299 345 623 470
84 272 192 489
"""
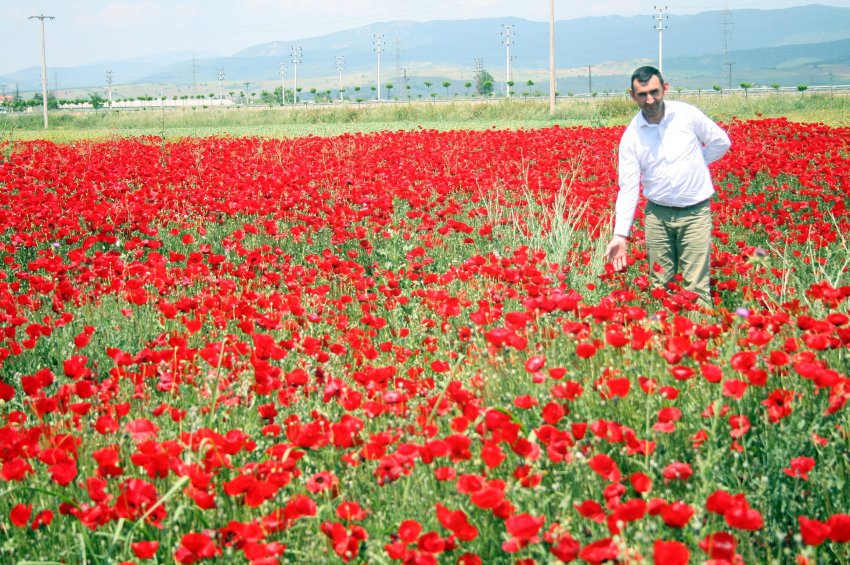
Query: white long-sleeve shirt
614 99 731 237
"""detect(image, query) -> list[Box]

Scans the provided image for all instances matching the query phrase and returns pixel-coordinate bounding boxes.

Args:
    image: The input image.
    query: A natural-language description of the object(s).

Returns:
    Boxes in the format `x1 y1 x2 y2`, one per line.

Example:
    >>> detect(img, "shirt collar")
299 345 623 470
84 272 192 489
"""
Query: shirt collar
637 102 670 128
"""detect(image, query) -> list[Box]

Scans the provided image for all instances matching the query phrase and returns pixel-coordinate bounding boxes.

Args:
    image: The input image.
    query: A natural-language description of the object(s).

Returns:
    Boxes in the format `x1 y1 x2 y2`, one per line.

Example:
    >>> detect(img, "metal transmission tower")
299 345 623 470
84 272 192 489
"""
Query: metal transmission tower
291 46 303 103
653 6 668 75
218 67 225 103
278 62 286 105
502 24 514 98
722 4 734 88
29 14 54 129
106 70 114 108
191 57 198 96
336 56 345 102
374 34 385 101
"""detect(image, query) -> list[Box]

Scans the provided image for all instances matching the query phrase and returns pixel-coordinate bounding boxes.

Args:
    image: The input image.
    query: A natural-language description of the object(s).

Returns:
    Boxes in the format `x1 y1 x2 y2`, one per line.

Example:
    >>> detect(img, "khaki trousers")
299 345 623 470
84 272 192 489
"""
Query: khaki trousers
644 199 712 306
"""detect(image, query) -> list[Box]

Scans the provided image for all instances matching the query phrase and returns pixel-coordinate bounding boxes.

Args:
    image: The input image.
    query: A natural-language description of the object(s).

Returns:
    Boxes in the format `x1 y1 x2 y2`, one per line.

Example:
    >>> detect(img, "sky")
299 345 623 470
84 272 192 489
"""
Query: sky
3 0 850 75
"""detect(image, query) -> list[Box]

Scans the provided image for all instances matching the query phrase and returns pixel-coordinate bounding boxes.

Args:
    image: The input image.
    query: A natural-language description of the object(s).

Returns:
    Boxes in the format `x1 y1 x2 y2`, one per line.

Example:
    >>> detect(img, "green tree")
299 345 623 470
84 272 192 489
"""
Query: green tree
464 81 472 96
89 93 106 111
32 92 58 110
476 69 495 96
739 82 752 99
713 84 722 98
770 83 781 94
442 80 451 97
797 84 808 98
386 83 393 99
259 90 277 105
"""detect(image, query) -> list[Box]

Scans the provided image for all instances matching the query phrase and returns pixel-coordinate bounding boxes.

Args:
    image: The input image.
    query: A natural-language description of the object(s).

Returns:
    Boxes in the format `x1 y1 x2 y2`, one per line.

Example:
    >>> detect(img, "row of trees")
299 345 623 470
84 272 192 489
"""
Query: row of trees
2 75 817 112
0 70 502 111
250 69 500 105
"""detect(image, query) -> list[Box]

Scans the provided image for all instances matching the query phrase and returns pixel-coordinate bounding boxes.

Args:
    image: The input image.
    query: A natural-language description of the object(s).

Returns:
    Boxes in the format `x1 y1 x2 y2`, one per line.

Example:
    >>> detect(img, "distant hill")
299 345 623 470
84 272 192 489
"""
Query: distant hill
2 5 848 94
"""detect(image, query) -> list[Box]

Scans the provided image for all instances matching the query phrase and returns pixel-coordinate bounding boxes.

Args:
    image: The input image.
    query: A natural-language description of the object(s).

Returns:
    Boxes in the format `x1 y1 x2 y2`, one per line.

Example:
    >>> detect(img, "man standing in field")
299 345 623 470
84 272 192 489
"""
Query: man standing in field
604 65 731 308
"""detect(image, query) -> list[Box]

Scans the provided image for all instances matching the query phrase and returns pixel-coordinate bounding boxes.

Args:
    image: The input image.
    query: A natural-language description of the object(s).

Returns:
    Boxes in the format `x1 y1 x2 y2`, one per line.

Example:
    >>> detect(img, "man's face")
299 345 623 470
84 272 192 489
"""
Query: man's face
630 75 669 122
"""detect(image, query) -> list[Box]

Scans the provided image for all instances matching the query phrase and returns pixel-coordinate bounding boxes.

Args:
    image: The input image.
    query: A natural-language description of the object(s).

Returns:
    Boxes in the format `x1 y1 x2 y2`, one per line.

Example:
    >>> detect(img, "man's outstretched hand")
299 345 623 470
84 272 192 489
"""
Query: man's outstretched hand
605 235 629 272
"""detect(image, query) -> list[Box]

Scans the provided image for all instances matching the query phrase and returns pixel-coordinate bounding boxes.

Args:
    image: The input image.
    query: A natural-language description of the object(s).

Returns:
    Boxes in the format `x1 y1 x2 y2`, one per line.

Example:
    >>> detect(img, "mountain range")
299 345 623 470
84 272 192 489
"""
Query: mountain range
2 4 849 97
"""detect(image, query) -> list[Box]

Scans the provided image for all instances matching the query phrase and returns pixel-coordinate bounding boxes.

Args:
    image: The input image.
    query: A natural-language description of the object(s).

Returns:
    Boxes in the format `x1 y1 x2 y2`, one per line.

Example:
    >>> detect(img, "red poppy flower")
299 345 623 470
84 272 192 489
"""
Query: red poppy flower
174 532 221 564
653 539 689 565
131 540 160 560
9 504 31 528
587 453 621 482
698 531 737 559
798 516 830 546
784 456 815 480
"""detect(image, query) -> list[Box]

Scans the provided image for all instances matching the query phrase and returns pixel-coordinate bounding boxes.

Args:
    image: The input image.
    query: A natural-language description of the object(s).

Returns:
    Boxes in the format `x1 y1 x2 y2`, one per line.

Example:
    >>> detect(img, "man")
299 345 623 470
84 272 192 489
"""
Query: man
604 66 731 307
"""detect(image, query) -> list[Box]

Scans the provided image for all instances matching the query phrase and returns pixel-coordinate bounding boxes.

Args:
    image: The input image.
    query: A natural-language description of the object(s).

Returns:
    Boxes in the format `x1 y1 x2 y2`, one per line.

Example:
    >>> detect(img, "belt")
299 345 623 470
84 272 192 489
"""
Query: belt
647 198 709 211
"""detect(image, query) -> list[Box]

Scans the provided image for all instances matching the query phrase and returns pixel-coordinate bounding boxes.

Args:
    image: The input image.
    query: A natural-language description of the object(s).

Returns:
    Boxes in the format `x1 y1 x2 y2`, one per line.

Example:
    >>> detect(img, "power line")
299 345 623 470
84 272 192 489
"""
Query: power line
502 24 513 98
336 56 345 102
653 6 668 75
191 57 197 96
291 46 302 103
722 3 734 88
28 14 54 129
106 70 113 108
394 37 402 84
374 34 384 101
218 67 225 103
549 0 556 113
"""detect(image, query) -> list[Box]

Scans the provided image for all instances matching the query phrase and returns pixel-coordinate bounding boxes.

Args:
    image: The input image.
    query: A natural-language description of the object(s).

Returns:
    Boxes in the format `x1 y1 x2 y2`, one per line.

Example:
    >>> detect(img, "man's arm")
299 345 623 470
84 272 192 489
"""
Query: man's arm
694 110 731 164
606 136 641 270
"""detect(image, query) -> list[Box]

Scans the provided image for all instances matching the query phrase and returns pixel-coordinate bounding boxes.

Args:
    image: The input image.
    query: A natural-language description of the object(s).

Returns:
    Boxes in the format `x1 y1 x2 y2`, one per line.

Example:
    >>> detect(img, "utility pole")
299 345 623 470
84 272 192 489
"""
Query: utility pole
218 67 225 104
29 14 54 129
549 0 556 113
278 62 286 105
291 46 302 103
394 37 401 86
654 6 668 75
401 66 409 99
191 57 198 97
336 56 345 102
502 24 514 98
374 34 385 101
722 3 734 89
106 70 113 108
243 82 251 106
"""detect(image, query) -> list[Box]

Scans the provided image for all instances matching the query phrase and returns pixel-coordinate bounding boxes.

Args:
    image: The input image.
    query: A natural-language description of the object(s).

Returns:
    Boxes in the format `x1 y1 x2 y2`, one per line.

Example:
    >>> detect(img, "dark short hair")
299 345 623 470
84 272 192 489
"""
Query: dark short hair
630 66 664 89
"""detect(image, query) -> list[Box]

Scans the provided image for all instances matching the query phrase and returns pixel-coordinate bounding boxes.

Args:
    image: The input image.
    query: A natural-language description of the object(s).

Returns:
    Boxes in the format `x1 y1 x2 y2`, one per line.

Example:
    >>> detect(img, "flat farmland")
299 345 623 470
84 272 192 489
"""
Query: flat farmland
0 108 849 564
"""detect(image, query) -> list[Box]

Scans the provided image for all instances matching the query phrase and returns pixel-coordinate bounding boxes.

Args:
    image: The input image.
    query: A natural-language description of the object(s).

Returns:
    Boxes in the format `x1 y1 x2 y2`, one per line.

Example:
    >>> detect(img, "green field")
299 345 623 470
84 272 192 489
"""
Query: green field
3 92 848 142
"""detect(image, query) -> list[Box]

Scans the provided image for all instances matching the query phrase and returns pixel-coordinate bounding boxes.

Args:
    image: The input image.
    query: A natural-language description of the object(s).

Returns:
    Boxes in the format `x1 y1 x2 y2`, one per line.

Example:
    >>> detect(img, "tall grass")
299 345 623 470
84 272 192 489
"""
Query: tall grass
4 92 848 142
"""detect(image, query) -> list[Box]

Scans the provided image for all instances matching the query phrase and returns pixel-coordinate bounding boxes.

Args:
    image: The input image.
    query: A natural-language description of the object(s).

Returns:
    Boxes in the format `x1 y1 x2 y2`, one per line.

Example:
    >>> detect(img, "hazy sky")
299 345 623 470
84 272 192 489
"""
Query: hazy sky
3 0 850 75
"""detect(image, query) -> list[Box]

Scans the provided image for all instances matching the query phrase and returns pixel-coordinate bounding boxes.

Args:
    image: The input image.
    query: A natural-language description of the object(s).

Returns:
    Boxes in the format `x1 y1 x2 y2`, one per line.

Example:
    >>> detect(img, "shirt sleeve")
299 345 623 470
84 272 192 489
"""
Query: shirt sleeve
694 109 731 164
614 133 641 238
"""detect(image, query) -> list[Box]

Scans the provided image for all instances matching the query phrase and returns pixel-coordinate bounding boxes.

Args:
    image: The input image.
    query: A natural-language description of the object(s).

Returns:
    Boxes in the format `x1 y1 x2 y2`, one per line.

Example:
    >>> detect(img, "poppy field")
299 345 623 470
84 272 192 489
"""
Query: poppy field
0 117 849 564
